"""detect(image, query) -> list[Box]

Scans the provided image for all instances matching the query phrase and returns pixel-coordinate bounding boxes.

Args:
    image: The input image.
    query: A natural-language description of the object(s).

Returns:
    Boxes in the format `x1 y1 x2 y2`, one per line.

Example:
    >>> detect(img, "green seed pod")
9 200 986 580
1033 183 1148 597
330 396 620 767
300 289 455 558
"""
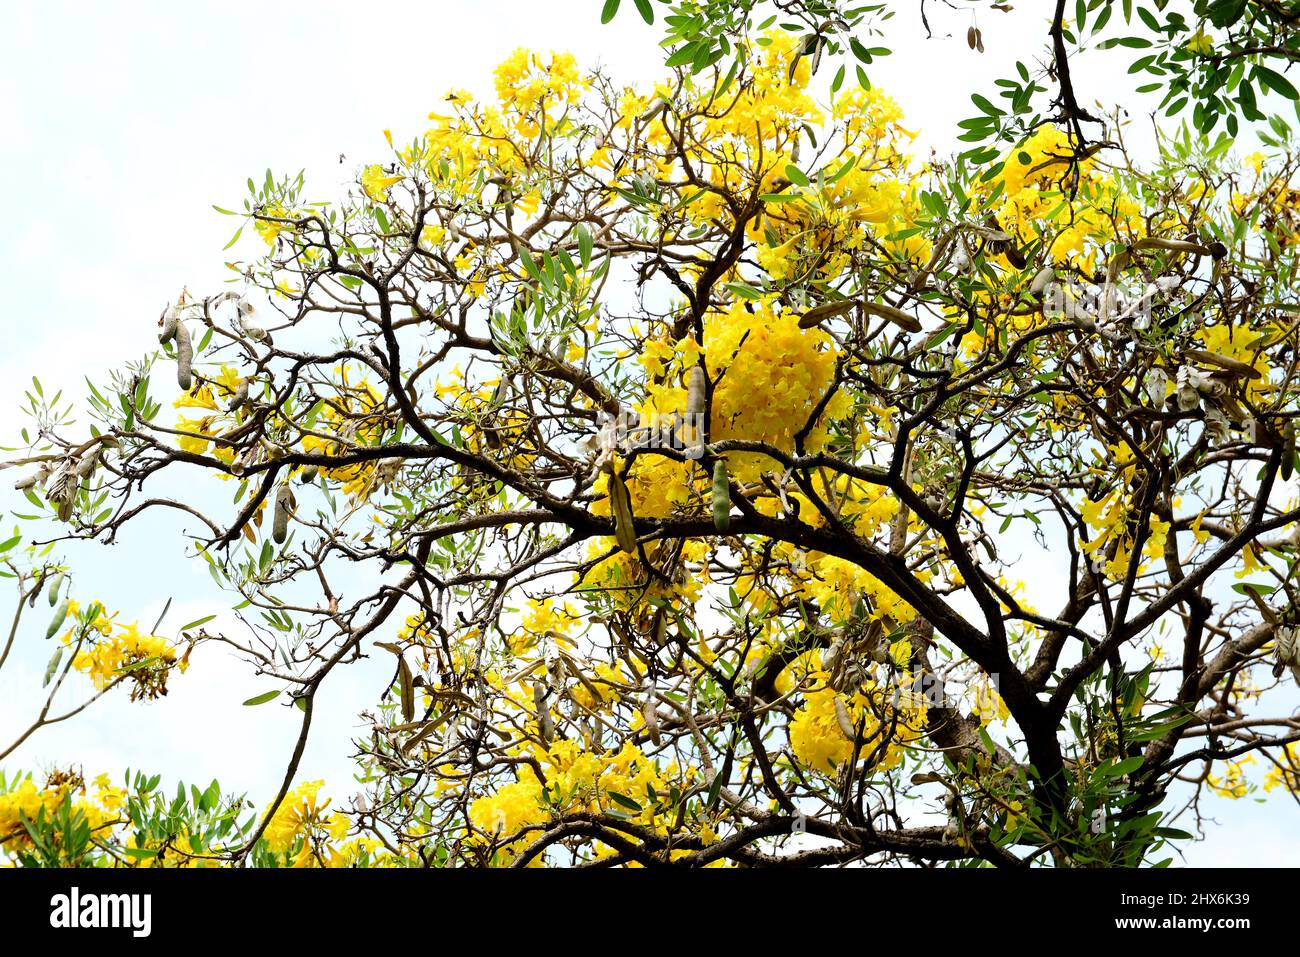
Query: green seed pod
48 572 65 607
607 470 638 554
398 657 415 723
712 460 731 532
46 599 69 640
272 484 294 544
175 320 194 391
299 465 319 484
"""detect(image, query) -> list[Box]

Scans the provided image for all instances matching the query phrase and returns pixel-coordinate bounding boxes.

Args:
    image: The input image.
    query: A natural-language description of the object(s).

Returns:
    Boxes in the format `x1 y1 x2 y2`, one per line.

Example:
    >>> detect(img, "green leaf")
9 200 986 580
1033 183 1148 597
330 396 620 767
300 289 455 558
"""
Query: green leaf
179 614 217 632
607 791 642 811
632 0 653 25
242 690 281 706
1255 66 1299 101
784 164 811 188
600 0 620 24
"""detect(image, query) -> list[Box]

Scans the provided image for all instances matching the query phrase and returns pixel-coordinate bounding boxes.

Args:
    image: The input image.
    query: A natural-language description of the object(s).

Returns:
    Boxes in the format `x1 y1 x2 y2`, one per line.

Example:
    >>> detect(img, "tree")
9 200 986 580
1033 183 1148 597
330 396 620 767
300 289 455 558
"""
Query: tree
603 0 1300 181
2 20 1299 867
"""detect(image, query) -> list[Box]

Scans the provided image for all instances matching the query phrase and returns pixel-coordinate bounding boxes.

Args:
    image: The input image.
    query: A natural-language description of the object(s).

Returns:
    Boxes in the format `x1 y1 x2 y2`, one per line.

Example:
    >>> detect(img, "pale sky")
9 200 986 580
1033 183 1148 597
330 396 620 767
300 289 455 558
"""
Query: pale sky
0 0 1294 865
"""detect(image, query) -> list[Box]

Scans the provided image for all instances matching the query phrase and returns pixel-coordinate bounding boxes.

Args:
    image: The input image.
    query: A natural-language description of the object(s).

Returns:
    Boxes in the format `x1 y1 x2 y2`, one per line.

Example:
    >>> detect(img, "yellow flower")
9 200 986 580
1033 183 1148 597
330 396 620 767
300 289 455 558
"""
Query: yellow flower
361 164 404 202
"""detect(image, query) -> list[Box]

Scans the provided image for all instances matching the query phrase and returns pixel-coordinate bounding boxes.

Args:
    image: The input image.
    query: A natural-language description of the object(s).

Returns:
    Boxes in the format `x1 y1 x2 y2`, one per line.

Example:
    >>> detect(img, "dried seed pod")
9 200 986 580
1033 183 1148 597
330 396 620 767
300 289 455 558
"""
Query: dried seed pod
237 299 268 341
1184 349 1262 381
1283 423 1295 481
966 25 977 49
642 692 661 746
861 300 922 333
532 681 547 709
229 378 249 412
76 446 100 480
1134 237 1211 257
975 28 984 53
158 303 179 344
538 708 556 745
1029 266 1055 297
686 365 707 417
14 472 39 491
607 469 638 554
1272 626 1297 678
712 459 731 532
834 696 856 740
797 299 856 329
174 320 194 392
46 599 69 640
272 483 295 544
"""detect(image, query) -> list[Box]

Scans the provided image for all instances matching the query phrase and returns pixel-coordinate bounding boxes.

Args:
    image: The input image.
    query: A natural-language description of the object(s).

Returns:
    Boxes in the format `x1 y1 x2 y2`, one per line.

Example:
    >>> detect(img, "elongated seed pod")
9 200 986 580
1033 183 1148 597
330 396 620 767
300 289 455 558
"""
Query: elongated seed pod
47 599 69 640
48 572 64 607
1283 423 1295 481
538 709 555 745
607 470 638 554
642 693 661 746
1029 266 1055 297
712 459 731 532
532 681 547 710
834 696 856 740
398 657 415 723
229 378 249 412
797 299 856 329
1134 237 1211 256
272 484 294 544
861 300 922 333
686 365 707 417
175 320 193 391
76 447 99 479
966 25 977 49
1184 349 1262 380
158 303 179 344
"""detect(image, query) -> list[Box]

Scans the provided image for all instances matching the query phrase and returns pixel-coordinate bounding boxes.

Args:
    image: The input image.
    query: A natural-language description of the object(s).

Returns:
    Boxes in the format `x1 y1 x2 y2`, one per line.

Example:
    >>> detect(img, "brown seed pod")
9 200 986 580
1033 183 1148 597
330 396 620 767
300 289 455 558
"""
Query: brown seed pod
1184 349 1261 380
272 483 295 544
861 300 922 333
1134 237 1211 257
175 320 194 392
967 25 977 49
797 299 856 329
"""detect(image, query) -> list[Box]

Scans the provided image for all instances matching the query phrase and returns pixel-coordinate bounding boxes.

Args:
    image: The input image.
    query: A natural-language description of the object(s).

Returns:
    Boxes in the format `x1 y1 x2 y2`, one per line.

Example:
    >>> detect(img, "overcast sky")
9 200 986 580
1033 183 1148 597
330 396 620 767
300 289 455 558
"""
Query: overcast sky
0 0 1294 865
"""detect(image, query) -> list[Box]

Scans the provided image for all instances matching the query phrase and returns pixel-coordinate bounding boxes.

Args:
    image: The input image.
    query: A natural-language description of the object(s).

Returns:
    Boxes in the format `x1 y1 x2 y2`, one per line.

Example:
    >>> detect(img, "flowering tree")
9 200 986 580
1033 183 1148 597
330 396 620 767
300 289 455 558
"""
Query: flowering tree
2 18 1300 867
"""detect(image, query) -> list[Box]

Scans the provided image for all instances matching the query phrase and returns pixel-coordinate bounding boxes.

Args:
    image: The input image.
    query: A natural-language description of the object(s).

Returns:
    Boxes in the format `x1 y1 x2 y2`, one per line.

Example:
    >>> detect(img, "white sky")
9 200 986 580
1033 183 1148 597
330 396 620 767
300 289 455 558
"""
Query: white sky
0 0 1295 865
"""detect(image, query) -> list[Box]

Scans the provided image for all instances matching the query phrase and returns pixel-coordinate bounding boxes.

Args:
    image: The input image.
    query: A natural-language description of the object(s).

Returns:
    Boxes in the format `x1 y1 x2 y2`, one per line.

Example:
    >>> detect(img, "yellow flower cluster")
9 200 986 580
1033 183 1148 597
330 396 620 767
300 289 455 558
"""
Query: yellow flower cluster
60 600 185 700
788 674 926 774
0 771 118 852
